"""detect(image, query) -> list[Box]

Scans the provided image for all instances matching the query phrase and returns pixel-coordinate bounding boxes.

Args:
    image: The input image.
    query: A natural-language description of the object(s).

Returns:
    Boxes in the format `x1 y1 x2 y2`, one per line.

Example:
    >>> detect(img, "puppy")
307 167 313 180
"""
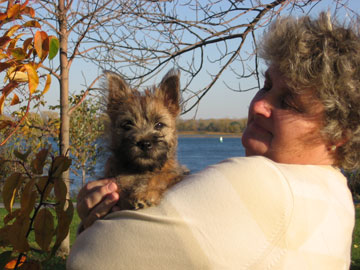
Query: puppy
104 69 188 210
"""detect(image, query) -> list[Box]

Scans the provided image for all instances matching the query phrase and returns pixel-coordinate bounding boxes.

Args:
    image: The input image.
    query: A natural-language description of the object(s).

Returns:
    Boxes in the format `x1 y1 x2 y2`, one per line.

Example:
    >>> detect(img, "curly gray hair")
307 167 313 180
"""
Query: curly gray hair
259 12 360 170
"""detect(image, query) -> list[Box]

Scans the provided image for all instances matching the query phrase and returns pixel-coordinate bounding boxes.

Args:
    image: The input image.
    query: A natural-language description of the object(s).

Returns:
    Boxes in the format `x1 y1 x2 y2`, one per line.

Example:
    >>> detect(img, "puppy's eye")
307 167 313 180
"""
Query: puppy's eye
155 122 165 130
121 120 134 130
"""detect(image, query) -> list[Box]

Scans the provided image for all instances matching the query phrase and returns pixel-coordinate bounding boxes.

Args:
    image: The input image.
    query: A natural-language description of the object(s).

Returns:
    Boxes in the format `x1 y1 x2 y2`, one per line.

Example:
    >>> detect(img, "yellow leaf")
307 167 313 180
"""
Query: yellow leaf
7 71 28 83
0 94 5 115
34 208 55 251
41 74 51 96
5 25 21 37
24 63 39 94
10 94 19 106
2 173 23 213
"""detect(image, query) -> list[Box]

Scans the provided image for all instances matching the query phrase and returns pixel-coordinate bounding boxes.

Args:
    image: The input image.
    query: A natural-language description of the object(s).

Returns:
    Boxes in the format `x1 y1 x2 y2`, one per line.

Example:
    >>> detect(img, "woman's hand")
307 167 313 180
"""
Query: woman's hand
76 179 120 230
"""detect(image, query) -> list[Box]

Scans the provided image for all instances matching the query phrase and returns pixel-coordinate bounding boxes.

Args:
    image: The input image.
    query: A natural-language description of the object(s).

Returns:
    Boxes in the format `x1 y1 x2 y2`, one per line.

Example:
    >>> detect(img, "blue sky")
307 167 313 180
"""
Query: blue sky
42 0 360 120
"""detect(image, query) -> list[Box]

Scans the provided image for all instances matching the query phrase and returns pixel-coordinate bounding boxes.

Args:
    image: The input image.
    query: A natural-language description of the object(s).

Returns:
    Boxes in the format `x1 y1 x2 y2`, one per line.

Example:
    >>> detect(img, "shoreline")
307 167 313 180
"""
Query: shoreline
178 132 242 138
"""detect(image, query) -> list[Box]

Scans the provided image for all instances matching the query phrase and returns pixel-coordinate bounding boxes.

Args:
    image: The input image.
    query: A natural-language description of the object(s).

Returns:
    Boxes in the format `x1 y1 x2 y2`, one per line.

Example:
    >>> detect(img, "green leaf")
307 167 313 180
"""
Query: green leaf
48 36 59 60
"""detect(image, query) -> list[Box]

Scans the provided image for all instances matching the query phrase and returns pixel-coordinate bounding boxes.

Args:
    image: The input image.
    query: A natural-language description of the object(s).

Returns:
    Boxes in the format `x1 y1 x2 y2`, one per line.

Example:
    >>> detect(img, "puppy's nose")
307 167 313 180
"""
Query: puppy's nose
137 140 152 150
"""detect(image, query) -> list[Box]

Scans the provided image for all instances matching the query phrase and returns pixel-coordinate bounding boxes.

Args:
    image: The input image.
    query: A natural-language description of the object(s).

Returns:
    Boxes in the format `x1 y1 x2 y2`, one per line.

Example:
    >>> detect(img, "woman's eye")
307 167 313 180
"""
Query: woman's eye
121 120 134 130
280 97 303 113
155 122 165 130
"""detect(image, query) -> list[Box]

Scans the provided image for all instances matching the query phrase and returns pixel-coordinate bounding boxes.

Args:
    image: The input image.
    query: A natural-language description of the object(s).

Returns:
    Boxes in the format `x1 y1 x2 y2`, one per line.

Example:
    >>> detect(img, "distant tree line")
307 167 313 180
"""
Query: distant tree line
176 118 248 134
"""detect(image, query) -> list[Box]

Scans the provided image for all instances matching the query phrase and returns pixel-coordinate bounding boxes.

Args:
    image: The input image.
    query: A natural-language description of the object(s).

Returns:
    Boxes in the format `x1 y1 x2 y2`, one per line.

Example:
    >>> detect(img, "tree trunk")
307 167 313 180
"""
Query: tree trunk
57 0 71 256
82 164 86 187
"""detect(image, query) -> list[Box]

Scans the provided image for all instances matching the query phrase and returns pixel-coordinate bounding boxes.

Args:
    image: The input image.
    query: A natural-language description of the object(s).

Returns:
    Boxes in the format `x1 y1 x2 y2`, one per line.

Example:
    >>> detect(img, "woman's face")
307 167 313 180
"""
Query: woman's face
241 65 334 165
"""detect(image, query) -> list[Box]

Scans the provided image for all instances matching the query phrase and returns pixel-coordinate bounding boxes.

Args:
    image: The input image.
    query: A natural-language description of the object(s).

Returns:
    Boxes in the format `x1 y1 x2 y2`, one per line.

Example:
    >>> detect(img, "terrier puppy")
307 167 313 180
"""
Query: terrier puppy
103 69 188 210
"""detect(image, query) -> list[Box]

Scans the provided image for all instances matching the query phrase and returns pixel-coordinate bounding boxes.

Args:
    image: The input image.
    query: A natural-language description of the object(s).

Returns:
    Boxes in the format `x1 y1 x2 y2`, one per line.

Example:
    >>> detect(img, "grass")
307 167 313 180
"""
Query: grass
352 206 360 269
0 207 80 270
1 206 360 269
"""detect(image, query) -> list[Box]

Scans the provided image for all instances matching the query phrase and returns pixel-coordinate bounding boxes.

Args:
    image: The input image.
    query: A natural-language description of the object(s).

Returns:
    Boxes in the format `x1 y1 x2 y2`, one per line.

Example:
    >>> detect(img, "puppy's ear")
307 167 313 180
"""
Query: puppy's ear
104 71 132 116
158 69 181 116
104 71 132 101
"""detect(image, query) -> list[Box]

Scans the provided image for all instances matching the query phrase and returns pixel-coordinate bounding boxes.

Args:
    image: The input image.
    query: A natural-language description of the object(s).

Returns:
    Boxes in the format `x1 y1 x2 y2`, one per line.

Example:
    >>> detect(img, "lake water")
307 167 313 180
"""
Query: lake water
74 136 245 189
177 136 245 173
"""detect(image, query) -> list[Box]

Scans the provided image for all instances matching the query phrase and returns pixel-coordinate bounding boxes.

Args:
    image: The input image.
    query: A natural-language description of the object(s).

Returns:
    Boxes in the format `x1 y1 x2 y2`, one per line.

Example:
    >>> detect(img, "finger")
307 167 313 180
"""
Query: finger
77 182 118 221
77 178 116 202
82 192 120 229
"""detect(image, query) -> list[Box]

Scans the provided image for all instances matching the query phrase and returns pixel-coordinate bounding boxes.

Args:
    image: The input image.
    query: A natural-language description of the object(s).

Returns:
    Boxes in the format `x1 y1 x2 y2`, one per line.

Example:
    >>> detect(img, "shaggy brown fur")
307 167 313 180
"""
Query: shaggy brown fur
103 69 188 210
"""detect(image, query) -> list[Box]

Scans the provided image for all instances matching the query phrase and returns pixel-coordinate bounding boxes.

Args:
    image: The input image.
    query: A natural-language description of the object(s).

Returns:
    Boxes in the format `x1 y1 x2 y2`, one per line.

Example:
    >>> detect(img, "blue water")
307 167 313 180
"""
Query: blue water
177 136 245 173
75 136 245 189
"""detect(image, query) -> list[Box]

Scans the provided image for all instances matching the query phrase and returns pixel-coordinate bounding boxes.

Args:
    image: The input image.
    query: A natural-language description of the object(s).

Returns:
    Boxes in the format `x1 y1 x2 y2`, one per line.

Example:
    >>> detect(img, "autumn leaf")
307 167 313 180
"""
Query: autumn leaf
0 12 7 21
52 201 74 255
7 4 21 19
0 36 11 47
2 173 23 213
14 148 31 162
10 94 20 106
4 209 21 224
0 251 12 270
0 82 19 114
31 148 49 174
11 47 26 60
41 74 51 96
22 7 35 18
22 37 33 51
7 70 28 82
23 20 41 28
5 25 21 37
34 208 55 251
51 156 72 178
24 63 39 94
0 120 16 130
36 176 54 201
4 255 26 270
54 179 67 207
8 216 30 252
20 179 37 216
34 31 47 59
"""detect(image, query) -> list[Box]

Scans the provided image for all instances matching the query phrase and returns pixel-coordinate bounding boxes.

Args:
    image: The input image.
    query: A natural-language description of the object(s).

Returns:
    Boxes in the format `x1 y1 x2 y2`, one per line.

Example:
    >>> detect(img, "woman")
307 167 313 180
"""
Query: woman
67 13 360 269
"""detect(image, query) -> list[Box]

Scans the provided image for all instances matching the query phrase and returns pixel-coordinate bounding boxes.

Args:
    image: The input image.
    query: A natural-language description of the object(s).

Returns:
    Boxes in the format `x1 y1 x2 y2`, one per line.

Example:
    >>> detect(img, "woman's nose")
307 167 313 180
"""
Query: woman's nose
251 94 272 118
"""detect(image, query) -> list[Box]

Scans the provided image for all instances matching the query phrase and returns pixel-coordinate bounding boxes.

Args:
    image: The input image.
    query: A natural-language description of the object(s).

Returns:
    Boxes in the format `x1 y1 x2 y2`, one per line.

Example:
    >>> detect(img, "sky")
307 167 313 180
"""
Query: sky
40 0 360 121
